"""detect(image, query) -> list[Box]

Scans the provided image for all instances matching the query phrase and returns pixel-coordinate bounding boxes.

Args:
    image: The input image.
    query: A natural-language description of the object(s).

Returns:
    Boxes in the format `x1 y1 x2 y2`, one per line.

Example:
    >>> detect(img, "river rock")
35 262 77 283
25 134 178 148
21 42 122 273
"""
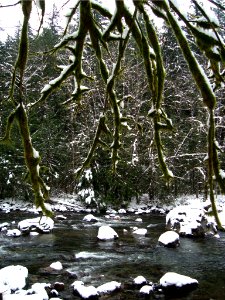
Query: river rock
0 265 28 292
18 216 54 234
133 275 147 287
166 205 217 237
52 282 65 291
158 231 180 247
97 225 118 241
97 281 121 295
29 282 50 299
83 214 98 222
0 222 10 231
118 209 126 214
139 285 154 295
6 229 22 237
72 281 98 299
160 272 198 296
50 261 63 271
132 228 147 235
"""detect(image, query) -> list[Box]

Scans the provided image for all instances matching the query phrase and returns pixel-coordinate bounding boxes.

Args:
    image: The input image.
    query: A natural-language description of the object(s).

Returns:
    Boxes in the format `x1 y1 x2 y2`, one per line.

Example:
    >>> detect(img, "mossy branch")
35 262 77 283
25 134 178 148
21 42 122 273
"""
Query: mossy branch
10 0 32 103
0 107 18 145
208 109 224 230
75 114 111 178
163 0 223 228
164 1 216 109
15 103 52 215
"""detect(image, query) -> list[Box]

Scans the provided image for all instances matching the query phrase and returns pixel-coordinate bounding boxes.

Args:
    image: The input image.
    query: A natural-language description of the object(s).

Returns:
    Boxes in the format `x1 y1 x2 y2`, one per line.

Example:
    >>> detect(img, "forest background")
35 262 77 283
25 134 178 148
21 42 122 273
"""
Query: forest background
0 0 225 213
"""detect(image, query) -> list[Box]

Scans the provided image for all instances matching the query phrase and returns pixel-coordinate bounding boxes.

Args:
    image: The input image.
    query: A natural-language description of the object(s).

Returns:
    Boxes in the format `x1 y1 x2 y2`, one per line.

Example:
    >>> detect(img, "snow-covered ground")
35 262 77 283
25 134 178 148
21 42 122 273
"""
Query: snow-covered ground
1 193 225 240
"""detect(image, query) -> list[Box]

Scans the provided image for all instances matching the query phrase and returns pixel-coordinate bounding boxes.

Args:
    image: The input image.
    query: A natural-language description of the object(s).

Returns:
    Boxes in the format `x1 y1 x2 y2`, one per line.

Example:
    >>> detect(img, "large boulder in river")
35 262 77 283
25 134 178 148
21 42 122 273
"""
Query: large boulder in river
97 226 118 241
0 265 28 292
158 231 180 247
159 272 198 296
166 205 217 237
18 216 54 234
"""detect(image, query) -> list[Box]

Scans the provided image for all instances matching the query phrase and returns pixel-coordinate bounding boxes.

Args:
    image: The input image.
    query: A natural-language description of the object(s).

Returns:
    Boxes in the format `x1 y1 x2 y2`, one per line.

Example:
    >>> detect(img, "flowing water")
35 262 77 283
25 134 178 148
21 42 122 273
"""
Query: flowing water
0 211 225 299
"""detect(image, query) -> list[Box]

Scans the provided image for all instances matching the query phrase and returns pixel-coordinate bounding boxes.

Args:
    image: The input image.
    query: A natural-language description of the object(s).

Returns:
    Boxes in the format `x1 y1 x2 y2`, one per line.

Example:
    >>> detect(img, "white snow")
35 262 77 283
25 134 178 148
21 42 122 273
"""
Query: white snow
134 275 147 285
0 265 28 292
40 84 51 93
83 214 98 222
97 225 118 240
32 148 39 159
75 251 104 260
160 272 198 288
118 208 126 214
50 261 63 271
140 285 154 294
6 229 21 237
29 282 50 300
133 228 147 235
219 169 225 179
72 281 98 299
158 231 179 246
135 218 143 222
97 281 121 294
18 216 54 233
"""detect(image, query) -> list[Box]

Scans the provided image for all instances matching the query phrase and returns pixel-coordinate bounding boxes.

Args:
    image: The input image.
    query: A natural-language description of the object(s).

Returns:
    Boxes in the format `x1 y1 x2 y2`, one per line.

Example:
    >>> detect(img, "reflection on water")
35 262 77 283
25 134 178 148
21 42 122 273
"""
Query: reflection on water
1 211 225 299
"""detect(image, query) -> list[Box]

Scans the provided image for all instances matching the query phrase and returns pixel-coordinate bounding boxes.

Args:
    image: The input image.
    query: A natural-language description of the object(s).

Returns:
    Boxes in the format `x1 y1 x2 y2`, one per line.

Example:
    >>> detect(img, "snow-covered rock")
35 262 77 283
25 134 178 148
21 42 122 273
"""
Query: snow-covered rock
166 205 217 237
50 261 63 271
3 294 45 299
55 215 67 220
83 214 98 222
118 209 126 214
132 228 147 235
0 265 28 292
29 282 50 300
135 218 143 222
133 275 147 286
6 229 22 237
158 231 180 247
0 222 10 231
18 216 54 234
97 225 118 241
139 285 154 295
72 281 98 299
160 272 198 295
97 281 121 295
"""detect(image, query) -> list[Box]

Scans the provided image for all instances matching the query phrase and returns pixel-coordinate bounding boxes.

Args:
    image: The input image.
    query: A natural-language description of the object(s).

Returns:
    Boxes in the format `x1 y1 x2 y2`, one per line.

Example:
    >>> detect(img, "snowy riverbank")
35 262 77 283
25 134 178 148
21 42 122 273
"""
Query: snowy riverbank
1 194 225 299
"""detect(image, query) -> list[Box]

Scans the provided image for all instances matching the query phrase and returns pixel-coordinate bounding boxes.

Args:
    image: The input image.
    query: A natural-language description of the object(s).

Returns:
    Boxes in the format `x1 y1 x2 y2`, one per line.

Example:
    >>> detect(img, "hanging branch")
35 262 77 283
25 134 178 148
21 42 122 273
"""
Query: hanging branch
0 1 21 8
1 0 52 216
76 114 111 178
160 0 224 229
122 1 173 181
30 0 90 108
10 0 32 102
36 0 45 36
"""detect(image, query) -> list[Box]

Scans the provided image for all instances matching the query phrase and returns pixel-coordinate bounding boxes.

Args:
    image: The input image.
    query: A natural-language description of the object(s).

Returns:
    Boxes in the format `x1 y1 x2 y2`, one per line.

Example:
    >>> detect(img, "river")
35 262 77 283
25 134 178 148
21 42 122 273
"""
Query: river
0 211 225 299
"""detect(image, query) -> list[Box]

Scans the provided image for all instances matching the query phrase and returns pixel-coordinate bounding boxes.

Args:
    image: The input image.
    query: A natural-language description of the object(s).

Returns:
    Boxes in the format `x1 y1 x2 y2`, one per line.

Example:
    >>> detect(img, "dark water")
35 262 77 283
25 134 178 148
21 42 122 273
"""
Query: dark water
0 211 225 299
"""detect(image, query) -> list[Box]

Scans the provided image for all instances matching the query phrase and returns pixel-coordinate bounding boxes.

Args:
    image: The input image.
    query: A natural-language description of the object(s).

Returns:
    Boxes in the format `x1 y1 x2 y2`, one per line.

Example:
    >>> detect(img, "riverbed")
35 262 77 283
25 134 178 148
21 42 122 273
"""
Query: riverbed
0 211 225 299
